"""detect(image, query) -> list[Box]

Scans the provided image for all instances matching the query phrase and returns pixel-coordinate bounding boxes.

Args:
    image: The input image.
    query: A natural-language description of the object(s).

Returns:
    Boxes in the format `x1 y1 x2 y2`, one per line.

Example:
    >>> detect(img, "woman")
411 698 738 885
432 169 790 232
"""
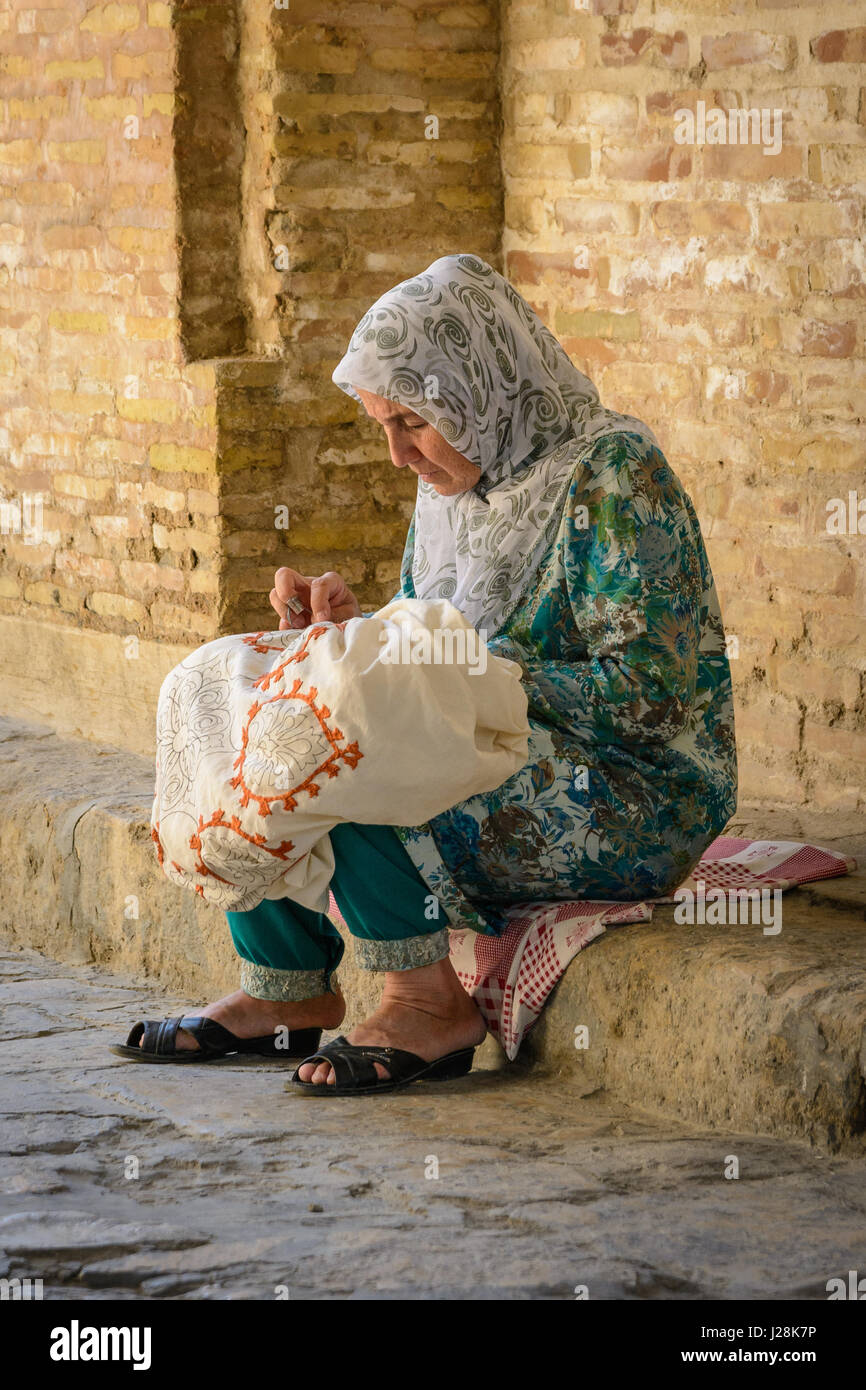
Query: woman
115 254 737 1094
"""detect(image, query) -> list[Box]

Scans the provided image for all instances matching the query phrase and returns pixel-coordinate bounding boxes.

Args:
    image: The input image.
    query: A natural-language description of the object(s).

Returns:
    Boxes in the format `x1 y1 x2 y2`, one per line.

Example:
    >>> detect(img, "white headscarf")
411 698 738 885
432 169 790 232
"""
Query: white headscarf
332 253 661 637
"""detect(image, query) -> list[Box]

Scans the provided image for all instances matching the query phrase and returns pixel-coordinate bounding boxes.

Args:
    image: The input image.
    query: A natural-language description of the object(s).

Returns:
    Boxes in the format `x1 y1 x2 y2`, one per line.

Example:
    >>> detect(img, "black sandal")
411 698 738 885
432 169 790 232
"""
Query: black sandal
289 1034 476 1096
109 1016 323 1064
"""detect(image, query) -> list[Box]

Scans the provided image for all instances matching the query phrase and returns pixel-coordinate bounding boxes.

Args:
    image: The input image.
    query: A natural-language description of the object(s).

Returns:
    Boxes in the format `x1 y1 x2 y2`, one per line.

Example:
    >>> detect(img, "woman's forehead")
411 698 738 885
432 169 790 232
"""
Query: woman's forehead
355 387 424 423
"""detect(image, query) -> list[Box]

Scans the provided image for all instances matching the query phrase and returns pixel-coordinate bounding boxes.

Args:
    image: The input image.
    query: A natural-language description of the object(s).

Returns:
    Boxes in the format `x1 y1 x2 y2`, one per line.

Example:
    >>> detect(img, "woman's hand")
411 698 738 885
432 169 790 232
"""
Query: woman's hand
269 567 363 630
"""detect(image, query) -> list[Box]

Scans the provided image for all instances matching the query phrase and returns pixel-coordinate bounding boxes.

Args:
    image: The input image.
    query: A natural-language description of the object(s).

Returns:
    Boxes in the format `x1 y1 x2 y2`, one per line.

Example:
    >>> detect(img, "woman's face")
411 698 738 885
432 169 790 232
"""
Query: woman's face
355 387 482 497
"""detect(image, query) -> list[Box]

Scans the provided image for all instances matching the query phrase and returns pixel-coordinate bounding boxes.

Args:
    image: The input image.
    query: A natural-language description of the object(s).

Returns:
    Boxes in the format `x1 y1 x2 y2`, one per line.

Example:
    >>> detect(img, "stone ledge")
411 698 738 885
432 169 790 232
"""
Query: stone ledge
2 714 864 1150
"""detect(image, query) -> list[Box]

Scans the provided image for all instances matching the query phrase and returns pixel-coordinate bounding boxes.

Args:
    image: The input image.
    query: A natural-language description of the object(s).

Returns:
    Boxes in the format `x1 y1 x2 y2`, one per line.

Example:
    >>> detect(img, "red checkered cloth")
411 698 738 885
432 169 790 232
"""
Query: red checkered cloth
329 836 857 1060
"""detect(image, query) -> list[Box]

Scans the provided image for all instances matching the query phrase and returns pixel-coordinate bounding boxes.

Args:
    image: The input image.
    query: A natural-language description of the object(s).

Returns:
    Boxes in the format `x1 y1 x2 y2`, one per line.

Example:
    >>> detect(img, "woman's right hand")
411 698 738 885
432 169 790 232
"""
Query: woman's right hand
269 567 363 630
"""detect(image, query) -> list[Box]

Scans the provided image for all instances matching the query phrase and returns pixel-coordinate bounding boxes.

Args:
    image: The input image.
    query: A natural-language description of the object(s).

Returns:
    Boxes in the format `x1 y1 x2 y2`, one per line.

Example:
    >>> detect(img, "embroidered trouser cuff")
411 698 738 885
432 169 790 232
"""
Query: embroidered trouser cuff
353 927 450 972
226 822 450 999
239 961 338 1002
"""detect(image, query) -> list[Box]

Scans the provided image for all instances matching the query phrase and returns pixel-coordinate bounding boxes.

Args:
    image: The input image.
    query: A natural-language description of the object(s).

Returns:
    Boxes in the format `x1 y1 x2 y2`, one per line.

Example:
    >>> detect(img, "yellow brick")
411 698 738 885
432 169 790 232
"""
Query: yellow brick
278 42 360 74
124 316 174 340
17 181 75 206
436 5 493 26
0 577 22 599
48 310 109 334
149 443 215 474
143 93 174 117
149 601 214 637
49 391 114 415
0 140 38 165
9 96 66 120
80 4 140 35
44 56 104 80
602 361 695 401
435 188 495 210
370 50 496 78
509 38 585 71
147 2 171 26
112 51 170 80
23 580 80 613
118 397 178 424
91 514 137 540
223 531 278 558
272 93 424 118
274 131 357 159
366 139 494 167
274 183 415 211
504 142 591 179
758 201 861 237
554 309 641 342
218 442 283 473
761 432 864 473
47 140 105 165
189 569 219 595
152 522 216 555
140 481 185 510
120 560 185 592
109 226 169 256
1 57 33 77
88 590 148 623
89 96 146 124
187 488 219 517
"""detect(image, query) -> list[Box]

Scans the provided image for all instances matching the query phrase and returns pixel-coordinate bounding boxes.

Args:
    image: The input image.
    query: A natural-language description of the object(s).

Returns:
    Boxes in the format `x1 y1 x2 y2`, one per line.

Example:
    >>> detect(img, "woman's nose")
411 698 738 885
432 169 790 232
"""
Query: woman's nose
388 437 422 469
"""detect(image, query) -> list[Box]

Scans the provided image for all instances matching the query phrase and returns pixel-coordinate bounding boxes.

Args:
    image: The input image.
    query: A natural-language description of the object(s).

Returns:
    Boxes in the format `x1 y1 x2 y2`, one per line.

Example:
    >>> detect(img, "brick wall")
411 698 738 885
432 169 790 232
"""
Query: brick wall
501 1 865 810
0 0 502 650
1 0 863 809
0 0 224 646
220 0 502 630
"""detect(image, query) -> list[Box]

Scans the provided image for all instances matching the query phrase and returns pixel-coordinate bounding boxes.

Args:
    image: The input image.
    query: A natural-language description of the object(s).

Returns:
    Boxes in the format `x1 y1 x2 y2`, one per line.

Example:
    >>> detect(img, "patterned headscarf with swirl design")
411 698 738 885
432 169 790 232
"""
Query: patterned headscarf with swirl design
332 253 660 636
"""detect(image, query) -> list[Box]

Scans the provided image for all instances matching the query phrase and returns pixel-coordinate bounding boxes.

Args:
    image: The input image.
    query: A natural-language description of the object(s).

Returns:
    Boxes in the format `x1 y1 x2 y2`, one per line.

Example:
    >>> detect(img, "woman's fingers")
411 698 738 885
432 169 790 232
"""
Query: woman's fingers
272 567 358 628
274 566 312 606
269 586 287 619
272 567 314 627
309 571 343 622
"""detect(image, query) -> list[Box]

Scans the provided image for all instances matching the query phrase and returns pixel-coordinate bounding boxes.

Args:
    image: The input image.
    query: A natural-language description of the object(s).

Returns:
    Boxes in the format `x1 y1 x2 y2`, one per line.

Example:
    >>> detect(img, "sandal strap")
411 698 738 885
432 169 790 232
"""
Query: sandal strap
297 1036 429 1089
136 1017 183 1056
176 1015 237 1055
127 1015 237 1057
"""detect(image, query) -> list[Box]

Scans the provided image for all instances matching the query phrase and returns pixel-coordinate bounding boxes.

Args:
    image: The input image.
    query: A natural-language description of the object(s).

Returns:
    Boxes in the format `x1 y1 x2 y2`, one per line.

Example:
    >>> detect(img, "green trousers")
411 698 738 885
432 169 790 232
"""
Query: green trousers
226 822 450 1001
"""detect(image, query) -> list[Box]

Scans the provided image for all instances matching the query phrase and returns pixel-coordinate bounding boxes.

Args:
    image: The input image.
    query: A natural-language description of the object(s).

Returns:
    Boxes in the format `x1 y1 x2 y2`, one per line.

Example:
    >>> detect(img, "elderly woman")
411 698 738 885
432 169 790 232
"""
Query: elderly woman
115 254 737 1094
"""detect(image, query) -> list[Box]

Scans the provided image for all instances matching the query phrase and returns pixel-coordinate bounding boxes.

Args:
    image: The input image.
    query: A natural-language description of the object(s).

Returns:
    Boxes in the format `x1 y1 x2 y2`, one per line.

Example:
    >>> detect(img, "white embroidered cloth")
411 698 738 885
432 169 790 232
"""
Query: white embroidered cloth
151 599 529 913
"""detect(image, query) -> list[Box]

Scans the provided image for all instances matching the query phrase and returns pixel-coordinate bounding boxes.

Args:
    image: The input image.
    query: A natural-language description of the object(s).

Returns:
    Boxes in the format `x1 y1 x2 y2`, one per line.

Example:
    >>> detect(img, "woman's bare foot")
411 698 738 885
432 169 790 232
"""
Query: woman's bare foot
296 957 486 1086
141 987 346 1052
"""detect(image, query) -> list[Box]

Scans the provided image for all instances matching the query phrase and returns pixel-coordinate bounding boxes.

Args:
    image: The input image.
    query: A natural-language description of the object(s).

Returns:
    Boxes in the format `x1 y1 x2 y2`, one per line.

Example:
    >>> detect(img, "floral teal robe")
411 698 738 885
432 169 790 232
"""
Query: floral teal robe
393 431 738 935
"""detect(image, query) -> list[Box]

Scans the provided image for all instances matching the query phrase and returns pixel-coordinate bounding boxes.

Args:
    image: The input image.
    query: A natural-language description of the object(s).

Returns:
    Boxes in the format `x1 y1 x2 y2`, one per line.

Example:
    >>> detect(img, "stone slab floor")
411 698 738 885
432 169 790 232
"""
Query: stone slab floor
1 946 864 1302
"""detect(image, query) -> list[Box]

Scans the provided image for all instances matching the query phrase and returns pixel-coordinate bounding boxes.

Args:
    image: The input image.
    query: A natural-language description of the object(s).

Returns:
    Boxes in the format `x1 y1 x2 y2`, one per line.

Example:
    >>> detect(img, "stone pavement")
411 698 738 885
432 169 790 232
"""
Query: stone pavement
1 946 865 1301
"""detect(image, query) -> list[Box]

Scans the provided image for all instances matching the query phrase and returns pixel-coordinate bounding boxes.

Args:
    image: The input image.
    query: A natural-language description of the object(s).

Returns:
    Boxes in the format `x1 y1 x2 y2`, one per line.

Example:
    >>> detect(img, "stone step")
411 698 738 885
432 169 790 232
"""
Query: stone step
2 715 864 1151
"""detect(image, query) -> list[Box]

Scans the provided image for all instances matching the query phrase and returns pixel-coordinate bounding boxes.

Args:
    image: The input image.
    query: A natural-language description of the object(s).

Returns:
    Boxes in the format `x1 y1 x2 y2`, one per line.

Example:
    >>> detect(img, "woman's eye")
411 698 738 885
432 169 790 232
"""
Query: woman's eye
405 421 427 431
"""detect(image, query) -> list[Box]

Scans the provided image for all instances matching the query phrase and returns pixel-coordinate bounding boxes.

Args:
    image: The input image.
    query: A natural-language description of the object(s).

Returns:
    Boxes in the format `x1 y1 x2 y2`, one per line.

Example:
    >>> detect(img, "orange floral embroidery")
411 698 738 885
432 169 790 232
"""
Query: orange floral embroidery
231 677 363 817
154 621 363 899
